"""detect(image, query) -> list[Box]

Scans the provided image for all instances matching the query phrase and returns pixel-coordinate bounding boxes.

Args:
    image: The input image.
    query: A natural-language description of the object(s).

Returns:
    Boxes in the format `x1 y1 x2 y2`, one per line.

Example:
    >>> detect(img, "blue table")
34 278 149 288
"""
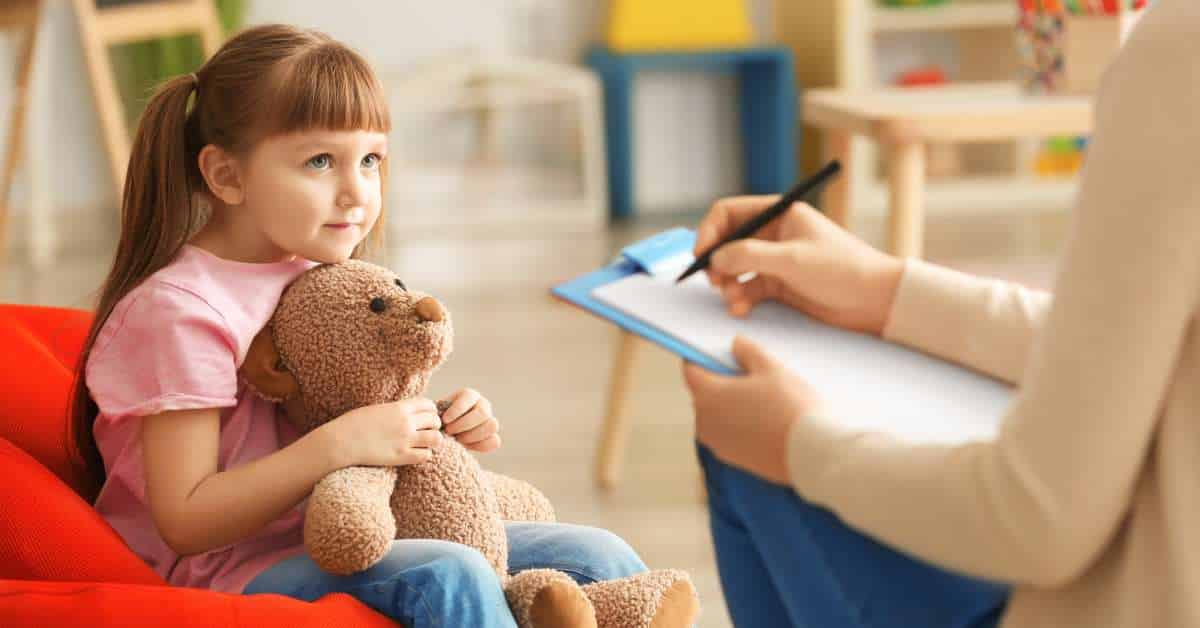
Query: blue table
586 46 799 219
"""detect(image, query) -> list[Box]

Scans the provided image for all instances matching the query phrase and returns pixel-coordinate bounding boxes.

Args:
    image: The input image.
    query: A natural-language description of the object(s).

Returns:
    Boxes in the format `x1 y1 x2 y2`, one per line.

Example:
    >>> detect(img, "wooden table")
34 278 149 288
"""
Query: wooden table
805 81 1094 257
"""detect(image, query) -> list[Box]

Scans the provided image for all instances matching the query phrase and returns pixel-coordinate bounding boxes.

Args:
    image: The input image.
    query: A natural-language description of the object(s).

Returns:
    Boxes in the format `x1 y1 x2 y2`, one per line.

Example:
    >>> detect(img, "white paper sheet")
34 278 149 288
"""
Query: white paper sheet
593 272 1012 444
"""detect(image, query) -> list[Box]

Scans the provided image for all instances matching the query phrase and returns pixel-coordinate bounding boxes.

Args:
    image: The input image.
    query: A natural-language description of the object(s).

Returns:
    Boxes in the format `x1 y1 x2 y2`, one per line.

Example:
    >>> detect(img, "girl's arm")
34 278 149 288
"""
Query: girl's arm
142 407 341 556
141 396 440 556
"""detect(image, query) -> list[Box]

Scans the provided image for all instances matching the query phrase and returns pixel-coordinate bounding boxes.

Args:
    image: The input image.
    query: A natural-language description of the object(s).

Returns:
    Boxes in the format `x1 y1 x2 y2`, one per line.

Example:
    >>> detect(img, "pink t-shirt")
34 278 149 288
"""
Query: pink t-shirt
85 244 319 593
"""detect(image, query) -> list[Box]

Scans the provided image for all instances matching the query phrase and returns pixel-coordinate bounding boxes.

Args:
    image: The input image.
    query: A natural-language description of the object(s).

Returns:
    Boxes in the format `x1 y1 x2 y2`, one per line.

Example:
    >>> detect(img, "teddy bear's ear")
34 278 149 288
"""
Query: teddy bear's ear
241 325 299 402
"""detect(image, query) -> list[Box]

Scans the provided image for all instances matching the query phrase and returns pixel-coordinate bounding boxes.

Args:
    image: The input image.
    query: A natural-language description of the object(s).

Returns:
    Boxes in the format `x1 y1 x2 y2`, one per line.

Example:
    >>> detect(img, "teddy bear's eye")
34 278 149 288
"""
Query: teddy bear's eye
394 278 406 291
369 296 388 313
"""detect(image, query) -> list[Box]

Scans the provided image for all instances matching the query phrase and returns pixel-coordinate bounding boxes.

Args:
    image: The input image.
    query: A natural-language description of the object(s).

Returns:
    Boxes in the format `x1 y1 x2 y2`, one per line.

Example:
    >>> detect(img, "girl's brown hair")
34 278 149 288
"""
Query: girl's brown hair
69 24 391 500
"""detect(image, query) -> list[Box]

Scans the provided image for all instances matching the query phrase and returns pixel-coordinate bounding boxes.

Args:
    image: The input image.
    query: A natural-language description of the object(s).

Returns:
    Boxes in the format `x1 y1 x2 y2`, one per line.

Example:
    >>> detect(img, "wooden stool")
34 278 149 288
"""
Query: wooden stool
0 0 43 277
71 0 224 196
0 1 224 277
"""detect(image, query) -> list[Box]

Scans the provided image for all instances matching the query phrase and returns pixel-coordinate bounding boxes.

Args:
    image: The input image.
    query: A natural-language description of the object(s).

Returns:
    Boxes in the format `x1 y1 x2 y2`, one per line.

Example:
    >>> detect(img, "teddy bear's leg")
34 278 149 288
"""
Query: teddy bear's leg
581 570 699 628
484 470 557 523
506 569 597 628
305 466 399 575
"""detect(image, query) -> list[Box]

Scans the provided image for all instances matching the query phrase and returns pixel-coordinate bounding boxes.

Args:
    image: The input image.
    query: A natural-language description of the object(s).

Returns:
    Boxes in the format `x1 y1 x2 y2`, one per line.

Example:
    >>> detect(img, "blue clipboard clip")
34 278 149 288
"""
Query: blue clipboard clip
551 228 738 375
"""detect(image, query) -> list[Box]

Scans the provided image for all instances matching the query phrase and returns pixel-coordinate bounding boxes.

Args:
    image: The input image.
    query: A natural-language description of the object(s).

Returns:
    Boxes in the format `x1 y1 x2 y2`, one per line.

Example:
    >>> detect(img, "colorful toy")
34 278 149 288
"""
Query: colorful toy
1034 136 1088 177
1018 0 1149 94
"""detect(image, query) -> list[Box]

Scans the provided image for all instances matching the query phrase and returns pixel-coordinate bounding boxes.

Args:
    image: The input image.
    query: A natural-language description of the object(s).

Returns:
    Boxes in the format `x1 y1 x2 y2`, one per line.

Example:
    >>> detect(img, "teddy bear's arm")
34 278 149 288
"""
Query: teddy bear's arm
483 470 556 523
304 465 399 575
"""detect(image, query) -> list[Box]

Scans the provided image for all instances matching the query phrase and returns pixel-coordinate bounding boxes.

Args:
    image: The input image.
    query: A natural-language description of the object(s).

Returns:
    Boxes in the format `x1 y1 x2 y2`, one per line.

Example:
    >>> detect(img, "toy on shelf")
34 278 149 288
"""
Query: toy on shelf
1017 0 1146 94
895 65 948 87
1033 136 1088 178
604 0 753 52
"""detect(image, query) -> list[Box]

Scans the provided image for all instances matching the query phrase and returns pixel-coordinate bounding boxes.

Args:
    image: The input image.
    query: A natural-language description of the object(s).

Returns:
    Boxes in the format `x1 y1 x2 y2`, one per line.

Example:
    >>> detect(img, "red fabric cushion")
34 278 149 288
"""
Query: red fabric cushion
0 304 400 625
0 436 160 584
0 305 93 494
0 580 398 628
0 304 91 368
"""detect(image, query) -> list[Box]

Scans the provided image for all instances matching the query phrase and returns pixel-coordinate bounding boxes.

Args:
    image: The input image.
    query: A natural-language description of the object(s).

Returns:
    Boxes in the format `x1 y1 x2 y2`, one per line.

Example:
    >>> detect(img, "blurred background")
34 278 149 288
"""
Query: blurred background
1 1 1119 625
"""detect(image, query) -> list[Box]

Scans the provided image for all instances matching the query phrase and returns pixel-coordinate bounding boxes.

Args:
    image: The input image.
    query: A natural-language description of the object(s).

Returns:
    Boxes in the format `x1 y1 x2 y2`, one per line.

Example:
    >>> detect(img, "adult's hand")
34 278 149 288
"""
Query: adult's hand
696 197 905 336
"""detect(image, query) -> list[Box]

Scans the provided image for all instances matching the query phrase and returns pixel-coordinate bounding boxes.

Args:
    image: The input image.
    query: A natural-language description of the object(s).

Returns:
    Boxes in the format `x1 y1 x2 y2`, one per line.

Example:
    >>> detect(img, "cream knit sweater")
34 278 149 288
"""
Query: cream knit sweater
786 2 1200 625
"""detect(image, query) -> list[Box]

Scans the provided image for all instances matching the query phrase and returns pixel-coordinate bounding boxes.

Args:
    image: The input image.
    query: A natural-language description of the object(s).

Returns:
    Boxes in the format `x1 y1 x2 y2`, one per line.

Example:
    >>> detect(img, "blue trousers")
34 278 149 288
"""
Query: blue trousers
244 521 647 628
698 444 1011 628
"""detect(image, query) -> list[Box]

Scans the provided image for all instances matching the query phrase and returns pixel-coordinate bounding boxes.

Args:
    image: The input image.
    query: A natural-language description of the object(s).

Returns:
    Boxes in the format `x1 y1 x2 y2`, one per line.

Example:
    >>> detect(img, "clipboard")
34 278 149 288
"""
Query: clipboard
552 228 1013 444
551 228 737 375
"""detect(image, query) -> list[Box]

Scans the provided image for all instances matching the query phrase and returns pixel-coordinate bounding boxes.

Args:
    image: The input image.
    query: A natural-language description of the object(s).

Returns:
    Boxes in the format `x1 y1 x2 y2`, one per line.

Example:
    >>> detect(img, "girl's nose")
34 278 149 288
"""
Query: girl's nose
415 297 445 322
337 172 371 209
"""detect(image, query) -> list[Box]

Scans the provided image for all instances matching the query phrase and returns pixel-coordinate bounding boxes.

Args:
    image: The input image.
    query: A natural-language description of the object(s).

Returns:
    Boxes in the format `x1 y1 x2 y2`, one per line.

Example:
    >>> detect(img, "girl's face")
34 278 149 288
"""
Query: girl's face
239 129 388 263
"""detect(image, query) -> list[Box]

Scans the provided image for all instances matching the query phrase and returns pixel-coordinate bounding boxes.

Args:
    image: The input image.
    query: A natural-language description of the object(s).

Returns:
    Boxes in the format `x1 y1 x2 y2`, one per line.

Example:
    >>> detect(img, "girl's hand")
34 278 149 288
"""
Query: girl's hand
697 197 905 336
681 335 822 486
440 388 502 453
325 397 443 468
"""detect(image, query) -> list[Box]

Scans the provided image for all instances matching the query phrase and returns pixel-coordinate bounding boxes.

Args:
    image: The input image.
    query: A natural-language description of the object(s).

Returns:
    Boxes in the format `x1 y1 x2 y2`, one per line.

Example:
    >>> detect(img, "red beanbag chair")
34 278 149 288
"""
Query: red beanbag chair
0 304 397 627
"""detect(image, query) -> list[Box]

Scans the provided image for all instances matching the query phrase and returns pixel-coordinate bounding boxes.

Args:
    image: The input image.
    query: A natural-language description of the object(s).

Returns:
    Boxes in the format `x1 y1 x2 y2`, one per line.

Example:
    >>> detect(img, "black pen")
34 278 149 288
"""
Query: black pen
675 160 843 284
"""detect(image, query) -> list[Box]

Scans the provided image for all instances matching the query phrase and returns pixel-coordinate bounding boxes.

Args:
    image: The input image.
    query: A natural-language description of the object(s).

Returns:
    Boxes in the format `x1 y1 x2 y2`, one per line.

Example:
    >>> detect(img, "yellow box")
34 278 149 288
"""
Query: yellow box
605 0 754 52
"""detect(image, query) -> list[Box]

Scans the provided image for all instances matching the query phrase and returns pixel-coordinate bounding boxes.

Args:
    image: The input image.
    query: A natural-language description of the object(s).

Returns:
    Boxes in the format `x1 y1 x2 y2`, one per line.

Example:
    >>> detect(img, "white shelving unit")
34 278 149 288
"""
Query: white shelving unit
872 2 1015 33
782 1 1081 221
383 54 608 239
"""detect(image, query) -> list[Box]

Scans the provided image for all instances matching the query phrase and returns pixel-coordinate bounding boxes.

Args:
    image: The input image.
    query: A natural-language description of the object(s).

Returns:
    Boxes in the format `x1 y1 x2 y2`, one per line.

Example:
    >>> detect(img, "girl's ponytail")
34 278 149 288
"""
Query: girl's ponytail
113 73 202 294
69 73 201 500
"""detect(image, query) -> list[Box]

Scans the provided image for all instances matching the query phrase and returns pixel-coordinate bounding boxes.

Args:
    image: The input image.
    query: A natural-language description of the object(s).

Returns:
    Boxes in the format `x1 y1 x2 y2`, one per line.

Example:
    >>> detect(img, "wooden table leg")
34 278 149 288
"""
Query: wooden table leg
595 329 639 490
887 139 926 258
823 130 853 227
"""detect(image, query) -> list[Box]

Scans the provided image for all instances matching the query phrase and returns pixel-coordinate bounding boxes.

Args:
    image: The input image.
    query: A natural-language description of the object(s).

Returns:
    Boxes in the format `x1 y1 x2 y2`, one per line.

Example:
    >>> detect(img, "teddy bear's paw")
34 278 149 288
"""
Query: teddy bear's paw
581 569 699 628
507 568 597 628
305 467 398 575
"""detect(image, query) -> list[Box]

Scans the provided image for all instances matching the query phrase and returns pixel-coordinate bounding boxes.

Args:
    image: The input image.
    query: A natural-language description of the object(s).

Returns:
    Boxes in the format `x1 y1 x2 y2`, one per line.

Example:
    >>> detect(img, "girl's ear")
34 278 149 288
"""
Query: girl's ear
198 144 245 205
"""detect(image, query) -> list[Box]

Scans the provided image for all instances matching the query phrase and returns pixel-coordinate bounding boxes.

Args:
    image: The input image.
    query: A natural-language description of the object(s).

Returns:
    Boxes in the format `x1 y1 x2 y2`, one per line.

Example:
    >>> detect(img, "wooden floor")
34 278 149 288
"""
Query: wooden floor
2 205 1065 627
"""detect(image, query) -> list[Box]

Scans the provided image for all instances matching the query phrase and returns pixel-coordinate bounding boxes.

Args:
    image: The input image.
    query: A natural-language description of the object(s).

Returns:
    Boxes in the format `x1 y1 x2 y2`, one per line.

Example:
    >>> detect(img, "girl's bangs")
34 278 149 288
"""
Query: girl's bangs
265 45 391 136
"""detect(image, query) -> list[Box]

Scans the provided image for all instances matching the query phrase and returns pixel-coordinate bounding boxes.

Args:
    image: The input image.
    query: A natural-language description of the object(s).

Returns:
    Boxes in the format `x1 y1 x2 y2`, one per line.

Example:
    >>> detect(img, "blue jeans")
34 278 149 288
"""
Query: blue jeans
698 444 1010 628
244 522 647 628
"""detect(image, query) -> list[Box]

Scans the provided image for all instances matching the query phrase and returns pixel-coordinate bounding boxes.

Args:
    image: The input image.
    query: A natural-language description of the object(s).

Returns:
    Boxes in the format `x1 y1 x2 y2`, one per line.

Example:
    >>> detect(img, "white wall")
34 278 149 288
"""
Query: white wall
246 0 774 214
1 0 775 225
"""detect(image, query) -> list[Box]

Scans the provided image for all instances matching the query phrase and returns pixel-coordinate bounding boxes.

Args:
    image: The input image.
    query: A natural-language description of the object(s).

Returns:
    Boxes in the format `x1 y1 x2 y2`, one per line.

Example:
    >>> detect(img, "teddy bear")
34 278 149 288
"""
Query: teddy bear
240 260 699 628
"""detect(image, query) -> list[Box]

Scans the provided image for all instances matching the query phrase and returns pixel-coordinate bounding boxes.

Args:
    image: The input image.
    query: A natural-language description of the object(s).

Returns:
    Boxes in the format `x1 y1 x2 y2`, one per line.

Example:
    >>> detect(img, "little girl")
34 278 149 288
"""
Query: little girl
70 24 647 627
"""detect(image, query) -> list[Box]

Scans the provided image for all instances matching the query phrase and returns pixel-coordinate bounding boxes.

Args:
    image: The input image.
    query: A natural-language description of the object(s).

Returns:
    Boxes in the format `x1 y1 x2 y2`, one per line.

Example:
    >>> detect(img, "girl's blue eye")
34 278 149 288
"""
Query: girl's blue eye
306 154 331 169
362 153 382 169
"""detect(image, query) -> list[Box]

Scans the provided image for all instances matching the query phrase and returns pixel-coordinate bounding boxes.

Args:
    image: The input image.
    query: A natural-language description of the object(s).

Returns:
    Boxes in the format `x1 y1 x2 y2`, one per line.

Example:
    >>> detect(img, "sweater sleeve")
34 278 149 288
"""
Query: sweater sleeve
882 260 1051 386
786 10 1200 587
